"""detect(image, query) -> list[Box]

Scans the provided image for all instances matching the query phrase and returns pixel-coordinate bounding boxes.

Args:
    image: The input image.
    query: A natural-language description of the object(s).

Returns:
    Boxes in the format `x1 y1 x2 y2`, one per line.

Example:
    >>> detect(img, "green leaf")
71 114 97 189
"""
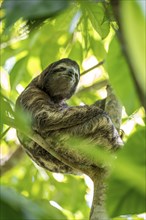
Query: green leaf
10 56 29 90
107 179 145 218
82 2 110 39
0 94 15 129
3 0 69 28
82 12 89 52
0 94 31 135
0 94 14 116
105 37 140 115
40 41 60 69
68 41 83 66
90 36 106 60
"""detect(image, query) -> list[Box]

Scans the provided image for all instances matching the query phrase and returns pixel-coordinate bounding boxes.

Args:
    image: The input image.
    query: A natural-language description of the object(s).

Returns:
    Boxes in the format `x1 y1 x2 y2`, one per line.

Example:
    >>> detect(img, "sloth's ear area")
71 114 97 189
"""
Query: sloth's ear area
37 63 55 89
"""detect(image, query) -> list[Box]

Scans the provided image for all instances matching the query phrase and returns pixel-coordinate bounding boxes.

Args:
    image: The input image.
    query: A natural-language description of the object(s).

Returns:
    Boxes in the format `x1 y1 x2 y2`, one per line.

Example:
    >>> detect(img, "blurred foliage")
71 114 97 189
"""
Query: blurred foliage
0 0 145 219
120 0 145 96
2 0 69 30
0 185 67 220
107 126 145 217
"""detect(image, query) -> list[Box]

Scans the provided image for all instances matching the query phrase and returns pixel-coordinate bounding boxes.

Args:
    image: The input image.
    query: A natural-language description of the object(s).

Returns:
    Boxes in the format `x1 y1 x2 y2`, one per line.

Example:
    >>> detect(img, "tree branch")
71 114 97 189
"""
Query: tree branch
89 168 109 220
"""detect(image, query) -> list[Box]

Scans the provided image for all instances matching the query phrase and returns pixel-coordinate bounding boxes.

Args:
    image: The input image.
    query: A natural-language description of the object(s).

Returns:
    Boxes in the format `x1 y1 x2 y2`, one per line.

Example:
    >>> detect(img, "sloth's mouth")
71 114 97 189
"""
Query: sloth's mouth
62 73 75 81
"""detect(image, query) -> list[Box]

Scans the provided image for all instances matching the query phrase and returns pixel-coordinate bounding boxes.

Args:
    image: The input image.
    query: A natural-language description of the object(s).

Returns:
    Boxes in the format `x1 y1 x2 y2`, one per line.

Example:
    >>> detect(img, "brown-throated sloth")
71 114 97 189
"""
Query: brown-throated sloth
16 58 123 174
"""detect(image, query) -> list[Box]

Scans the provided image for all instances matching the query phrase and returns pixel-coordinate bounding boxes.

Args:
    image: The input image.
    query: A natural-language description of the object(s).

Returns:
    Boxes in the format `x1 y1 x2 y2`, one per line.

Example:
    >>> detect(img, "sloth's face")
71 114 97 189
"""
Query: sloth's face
43 59 80 101
51 63 79 87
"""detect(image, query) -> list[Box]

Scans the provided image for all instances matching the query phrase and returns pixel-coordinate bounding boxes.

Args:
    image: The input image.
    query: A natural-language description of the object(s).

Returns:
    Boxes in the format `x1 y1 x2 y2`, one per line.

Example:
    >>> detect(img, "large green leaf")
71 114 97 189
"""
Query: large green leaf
90 36 106 60
120 0 145 96
107 127 146 217
105 36 140 115
68 41 83 66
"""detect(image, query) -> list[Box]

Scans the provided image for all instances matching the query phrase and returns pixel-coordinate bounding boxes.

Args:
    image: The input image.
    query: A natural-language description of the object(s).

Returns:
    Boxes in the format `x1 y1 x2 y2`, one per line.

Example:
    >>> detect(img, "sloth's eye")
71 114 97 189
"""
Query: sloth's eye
59 67 66 71
53 67 66 73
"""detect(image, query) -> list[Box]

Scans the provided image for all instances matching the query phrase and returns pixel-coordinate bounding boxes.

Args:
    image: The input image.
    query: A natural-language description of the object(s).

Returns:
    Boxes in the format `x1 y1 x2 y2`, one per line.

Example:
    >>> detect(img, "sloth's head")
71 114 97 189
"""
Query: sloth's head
38 58 80 102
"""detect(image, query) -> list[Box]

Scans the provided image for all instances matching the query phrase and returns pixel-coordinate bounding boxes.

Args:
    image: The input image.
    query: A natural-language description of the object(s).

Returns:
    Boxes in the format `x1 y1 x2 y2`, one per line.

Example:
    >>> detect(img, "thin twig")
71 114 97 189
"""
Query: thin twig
77 79 108 95
81 60 105 75
0 146 24 176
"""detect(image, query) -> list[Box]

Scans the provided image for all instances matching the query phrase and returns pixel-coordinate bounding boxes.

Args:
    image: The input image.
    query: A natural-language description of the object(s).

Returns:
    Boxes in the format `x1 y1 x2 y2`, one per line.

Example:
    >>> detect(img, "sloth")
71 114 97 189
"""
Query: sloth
16 58 123 174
